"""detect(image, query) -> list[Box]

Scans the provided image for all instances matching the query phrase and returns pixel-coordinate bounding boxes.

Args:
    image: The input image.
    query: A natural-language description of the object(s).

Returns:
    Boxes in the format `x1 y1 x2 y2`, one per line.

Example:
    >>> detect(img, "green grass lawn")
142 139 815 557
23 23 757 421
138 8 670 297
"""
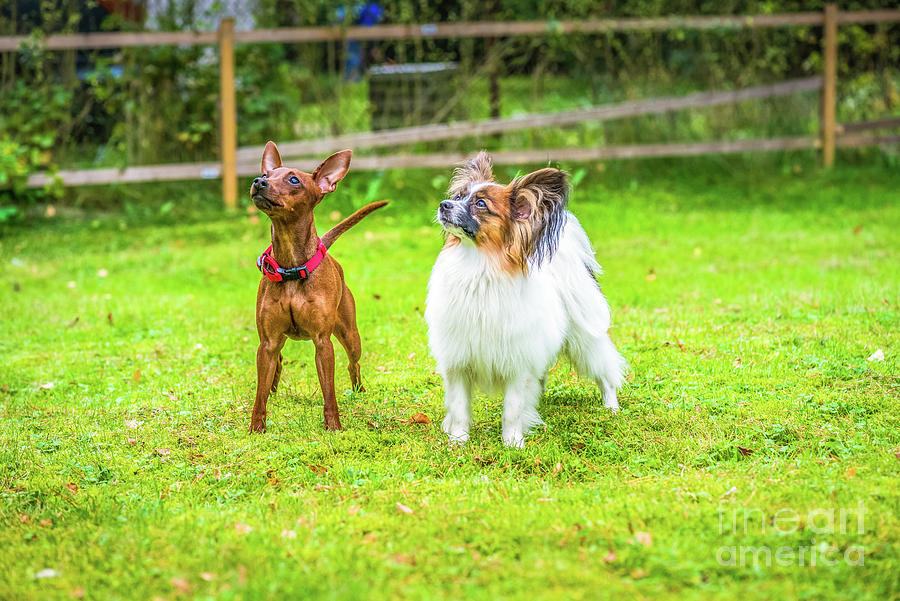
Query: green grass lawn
1 155 898 600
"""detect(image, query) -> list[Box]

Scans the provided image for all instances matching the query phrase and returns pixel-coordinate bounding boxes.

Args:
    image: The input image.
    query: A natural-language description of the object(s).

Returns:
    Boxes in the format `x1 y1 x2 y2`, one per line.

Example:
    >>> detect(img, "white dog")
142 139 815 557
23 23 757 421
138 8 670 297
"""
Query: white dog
424 152 627 448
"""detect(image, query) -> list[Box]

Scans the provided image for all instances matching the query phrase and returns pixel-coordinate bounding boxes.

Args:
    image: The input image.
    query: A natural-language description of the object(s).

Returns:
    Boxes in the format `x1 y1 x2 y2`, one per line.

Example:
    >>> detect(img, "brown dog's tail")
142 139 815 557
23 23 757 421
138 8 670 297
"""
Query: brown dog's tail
321 201 389 249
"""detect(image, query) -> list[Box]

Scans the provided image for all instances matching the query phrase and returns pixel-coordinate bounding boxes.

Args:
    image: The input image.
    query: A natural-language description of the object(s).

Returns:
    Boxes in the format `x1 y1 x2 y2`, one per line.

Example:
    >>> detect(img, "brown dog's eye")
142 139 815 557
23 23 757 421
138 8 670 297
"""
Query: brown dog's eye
474 199 487 209
289 176 300 184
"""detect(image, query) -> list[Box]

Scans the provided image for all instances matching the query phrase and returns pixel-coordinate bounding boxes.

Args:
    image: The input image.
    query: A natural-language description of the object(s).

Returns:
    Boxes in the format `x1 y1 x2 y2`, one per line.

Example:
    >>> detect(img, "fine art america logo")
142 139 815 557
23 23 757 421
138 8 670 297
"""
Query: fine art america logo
716 501 866 567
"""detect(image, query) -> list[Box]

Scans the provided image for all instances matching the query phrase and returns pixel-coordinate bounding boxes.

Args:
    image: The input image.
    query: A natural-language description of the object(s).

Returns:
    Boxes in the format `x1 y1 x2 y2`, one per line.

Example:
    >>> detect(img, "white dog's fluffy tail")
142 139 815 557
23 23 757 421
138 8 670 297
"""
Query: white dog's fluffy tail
555 214 628 406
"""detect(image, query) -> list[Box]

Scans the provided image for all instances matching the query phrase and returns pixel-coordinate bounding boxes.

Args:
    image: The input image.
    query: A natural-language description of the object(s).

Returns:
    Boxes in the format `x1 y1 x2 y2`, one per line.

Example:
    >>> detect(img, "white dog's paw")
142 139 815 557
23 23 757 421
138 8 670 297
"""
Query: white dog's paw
447 432 469 446
502 428 525 449
602 385 619 412
442 415 470 445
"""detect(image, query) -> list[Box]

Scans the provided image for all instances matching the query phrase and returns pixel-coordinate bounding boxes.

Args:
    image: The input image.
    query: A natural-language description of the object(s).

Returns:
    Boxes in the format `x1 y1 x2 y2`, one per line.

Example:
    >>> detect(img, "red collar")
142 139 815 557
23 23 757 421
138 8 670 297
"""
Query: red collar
257 239 328 282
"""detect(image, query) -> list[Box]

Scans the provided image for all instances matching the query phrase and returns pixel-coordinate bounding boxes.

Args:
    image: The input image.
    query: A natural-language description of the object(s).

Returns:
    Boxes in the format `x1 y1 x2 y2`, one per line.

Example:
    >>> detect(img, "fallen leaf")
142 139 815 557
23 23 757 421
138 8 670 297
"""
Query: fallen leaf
392 553 416 565
234 521 252 535
645 268 656 281
132 369 141 384
107 312 114 326
373 293 382 300
737 446 754 457
537 498 553 502
407 352 416 362
407 412 431 424
19 514 29 523
852 225 863 235
601 549 617 563
553 462 563 475
361 532 377 544
867 349 884 362
376 366 387 372
396 502 414 515
66 317 79 327
366 420 378 429
630 568 649 579
39 382 55 390
40 519 53 527
155 448 171 457
281 529 297 539
237 565 247 586
170 577 191 594
473 455 493 465
126 437 138 445
308 464 327 476
347 505 361 516
845 466 857 479
732 357 742 367
65 482 78 495
124 419 142 429
571 443 586 451
199 572 215 582
634 532 653 547
69 587 85 598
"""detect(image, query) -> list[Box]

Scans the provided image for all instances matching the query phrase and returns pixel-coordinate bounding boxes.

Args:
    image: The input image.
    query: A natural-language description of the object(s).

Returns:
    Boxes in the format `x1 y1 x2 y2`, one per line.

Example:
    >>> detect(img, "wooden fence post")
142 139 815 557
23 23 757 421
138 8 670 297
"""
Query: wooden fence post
822 4 837 167
218 17 238 210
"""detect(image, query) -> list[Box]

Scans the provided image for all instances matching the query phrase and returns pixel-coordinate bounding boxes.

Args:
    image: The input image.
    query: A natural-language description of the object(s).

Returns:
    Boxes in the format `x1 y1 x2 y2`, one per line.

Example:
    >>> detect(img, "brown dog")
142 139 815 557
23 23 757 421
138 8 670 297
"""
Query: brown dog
249 141 387 432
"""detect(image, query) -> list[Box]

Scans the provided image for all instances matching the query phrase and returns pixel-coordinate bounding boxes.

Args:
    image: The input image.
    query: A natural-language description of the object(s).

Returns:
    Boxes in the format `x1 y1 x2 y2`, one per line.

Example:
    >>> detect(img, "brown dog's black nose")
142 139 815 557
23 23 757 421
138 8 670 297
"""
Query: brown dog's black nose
253 177 268 189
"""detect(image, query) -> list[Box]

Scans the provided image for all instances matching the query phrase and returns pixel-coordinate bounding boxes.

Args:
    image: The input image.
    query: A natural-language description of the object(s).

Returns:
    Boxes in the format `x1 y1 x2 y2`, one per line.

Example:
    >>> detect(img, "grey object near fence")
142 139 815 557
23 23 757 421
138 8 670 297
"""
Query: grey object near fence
368 62 459 131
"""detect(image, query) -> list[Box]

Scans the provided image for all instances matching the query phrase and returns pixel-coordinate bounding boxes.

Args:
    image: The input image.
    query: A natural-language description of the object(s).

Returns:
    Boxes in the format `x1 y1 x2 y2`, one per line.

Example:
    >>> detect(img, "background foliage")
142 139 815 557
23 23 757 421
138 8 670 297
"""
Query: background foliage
1 0 898 213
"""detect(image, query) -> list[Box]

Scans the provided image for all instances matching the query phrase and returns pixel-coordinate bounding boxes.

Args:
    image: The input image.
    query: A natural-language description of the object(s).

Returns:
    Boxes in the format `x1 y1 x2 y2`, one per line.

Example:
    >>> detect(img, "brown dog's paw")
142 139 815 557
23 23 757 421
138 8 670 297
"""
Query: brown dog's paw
249 421 267 433
324 418 343 431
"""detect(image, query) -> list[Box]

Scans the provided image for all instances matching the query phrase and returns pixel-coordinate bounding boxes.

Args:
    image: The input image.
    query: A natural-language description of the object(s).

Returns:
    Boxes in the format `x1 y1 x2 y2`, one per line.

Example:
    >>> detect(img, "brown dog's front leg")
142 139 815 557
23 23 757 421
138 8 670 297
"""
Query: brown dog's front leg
313 334 341 431
251 340 283 432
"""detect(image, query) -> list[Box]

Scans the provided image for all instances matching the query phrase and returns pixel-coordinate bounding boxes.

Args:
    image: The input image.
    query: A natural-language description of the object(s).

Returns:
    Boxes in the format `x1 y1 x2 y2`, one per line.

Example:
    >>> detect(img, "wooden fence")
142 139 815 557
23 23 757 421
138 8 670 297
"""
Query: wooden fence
5 4 900 207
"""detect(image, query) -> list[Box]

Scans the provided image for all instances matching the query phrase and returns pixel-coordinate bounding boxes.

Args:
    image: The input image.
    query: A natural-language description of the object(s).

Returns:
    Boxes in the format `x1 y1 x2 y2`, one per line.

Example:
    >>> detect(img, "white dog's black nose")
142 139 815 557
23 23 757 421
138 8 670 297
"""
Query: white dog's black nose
440 200 453 212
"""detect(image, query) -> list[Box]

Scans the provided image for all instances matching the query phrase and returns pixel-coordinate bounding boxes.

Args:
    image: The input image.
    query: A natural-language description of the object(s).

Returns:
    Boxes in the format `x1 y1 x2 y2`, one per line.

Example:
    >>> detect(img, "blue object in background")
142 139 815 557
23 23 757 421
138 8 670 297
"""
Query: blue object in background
337 2 384 82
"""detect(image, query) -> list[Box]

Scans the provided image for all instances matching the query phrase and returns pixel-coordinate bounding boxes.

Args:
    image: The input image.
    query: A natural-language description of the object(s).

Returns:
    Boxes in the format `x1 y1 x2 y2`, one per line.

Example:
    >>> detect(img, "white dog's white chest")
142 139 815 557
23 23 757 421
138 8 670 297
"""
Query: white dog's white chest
425 244 566 387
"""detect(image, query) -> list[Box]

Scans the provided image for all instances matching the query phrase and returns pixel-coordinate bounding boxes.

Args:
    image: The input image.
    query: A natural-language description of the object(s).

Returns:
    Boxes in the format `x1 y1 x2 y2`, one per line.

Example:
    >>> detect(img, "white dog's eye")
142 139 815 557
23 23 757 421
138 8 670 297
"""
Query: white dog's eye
475 199 487 209
289 176 300 184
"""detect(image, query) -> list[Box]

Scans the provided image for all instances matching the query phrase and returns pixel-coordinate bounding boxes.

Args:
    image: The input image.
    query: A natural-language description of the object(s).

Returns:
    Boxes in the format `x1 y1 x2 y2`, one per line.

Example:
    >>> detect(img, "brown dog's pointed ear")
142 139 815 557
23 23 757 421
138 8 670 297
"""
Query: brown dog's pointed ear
312 149 352 194
448 151 494 198
261 141 282 174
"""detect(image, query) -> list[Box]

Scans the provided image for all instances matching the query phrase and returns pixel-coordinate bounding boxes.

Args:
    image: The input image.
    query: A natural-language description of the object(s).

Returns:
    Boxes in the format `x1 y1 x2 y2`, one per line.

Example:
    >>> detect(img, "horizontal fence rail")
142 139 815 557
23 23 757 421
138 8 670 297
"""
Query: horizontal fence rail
24 130 899 189
2 10 900 51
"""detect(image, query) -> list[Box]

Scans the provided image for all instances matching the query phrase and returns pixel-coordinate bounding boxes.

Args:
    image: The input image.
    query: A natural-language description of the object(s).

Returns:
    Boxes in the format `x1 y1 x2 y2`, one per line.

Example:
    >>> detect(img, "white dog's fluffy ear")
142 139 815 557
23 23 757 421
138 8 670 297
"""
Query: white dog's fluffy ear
509 168 569 266
448 151 494 198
